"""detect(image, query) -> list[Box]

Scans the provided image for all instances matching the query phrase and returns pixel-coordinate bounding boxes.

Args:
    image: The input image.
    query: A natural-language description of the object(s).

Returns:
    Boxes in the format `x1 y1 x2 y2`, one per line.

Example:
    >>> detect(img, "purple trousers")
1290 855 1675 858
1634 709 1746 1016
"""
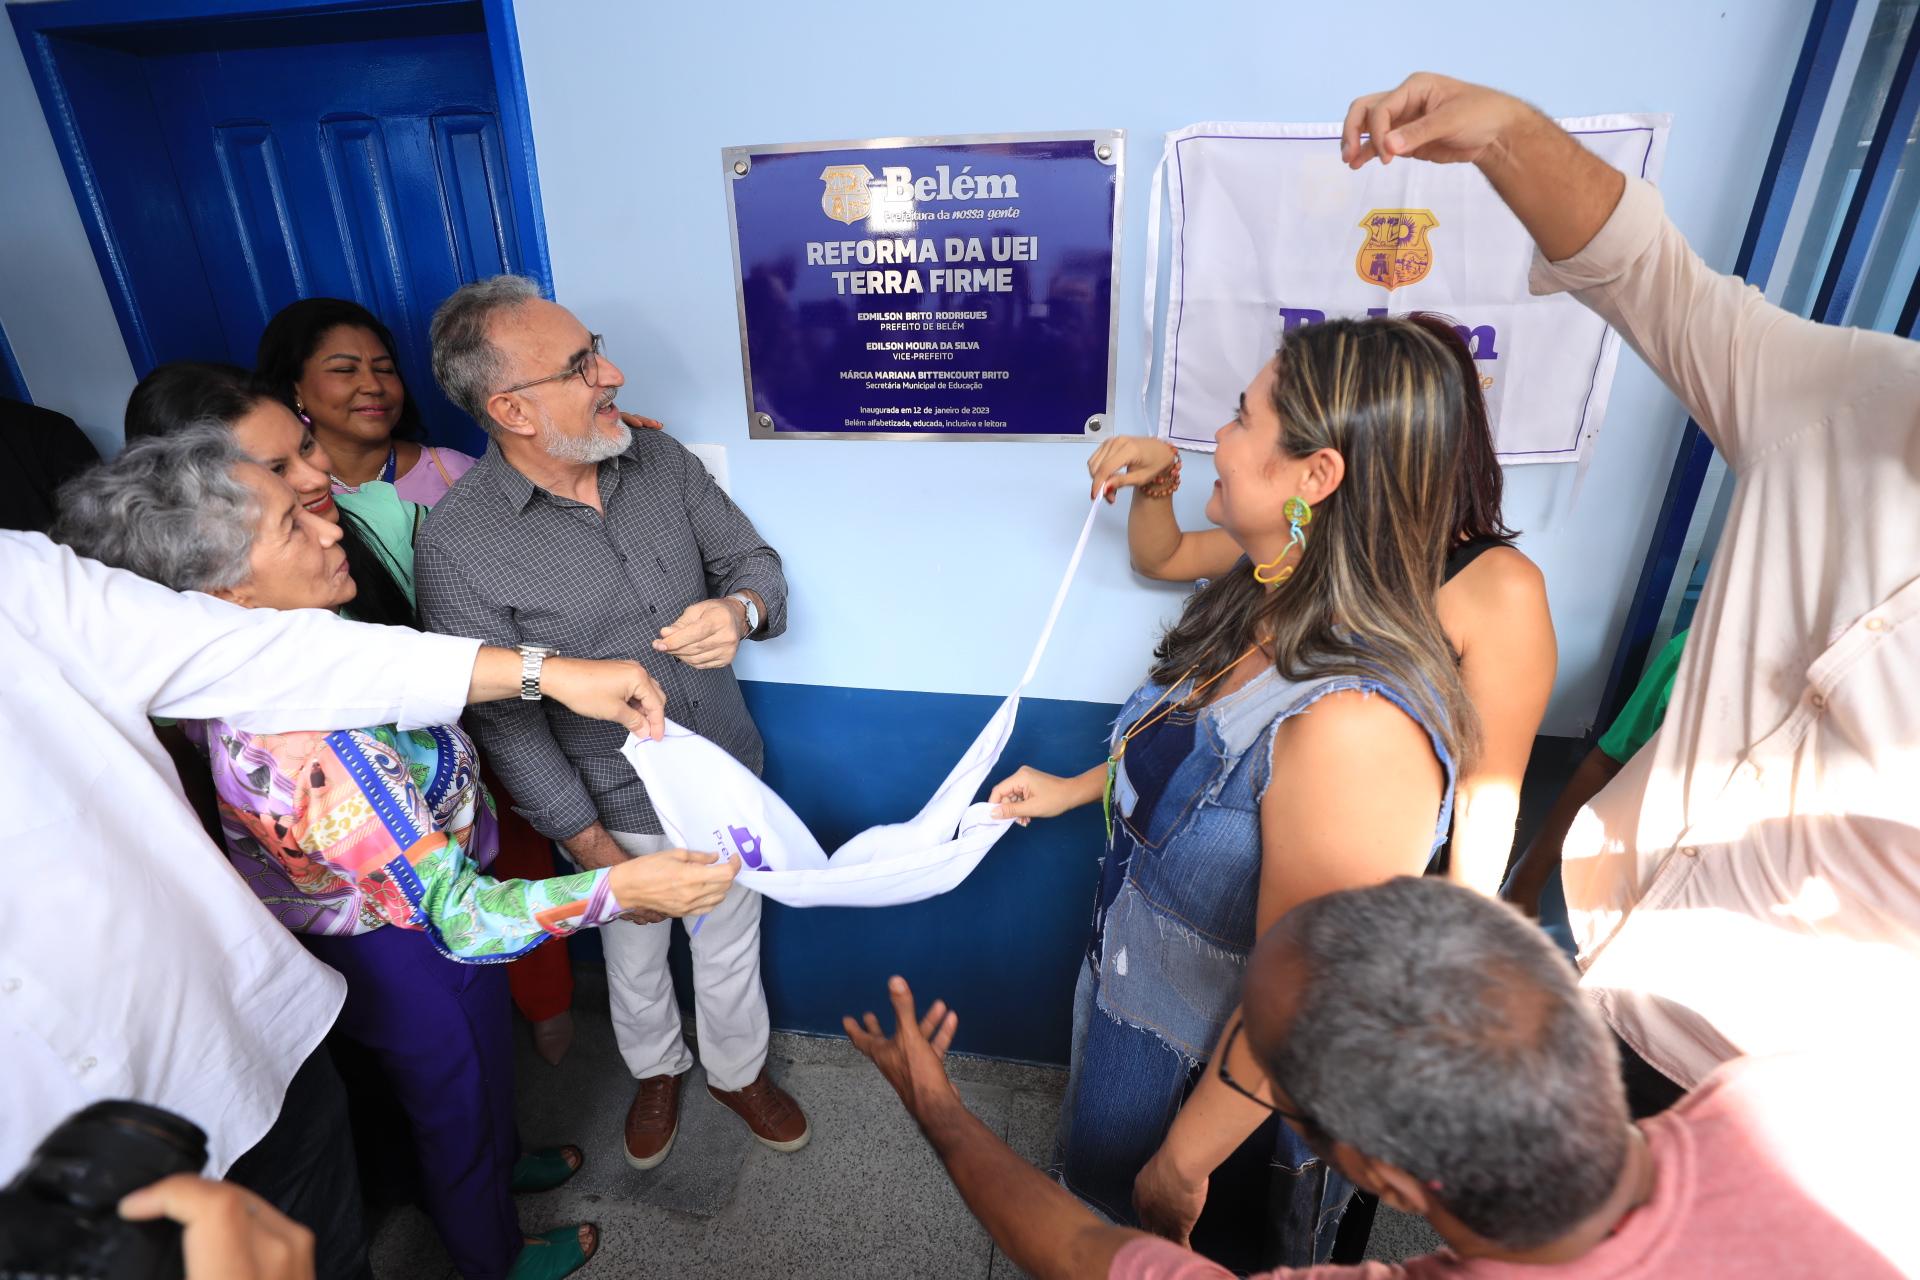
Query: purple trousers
302 926 523 1280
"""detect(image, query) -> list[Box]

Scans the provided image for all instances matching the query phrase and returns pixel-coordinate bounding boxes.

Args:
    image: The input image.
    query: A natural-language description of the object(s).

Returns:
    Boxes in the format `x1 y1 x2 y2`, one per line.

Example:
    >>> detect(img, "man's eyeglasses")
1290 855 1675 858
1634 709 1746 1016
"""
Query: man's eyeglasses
1216 1018 1317 1132
498 334 608 395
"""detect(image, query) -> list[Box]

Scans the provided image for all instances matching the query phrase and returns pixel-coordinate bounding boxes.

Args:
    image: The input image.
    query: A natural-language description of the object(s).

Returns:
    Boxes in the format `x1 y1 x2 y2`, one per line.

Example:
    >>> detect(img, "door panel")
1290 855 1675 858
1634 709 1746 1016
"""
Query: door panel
45 38 228 370
213 123 308 329
138 30 515 445
322 115 419 361
433 111 521 282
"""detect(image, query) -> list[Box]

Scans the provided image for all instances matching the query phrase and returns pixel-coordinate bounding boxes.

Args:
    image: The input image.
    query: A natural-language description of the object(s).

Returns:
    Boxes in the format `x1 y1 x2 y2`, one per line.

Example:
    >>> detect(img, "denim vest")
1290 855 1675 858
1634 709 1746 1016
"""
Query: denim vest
1092 666 1456 1059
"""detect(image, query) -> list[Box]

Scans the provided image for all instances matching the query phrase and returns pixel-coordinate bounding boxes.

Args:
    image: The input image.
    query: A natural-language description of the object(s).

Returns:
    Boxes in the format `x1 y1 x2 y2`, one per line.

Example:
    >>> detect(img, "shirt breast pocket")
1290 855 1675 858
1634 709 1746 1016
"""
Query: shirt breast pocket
1810 577 1920 783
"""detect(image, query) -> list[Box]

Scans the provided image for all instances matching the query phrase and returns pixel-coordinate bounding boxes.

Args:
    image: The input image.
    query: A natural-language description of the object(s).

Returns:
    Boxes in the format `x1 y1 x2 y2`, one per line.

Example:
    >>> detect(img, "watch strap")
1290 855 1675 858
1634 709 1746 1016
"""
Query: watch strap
729 593 760 638
519 645 557 700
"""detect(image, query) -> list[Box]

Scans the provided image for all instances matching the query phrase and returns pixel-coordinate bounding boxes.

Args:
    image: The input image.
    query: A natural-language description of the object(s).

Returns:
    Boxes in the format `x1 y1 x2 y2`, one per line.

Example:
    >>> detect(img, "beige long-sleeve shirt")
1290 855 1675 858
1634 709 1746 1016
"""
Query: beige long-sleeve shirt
1533 178 1920 1089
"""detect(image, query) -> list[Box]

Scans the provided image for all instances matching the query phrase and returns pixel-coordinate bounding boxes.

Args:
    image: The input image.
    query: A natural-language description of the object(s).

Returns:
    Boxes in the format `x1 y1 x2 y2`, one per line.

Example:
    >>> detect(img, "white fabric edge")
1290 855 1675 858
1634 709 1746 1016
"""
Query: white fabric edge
1149 114 1672 463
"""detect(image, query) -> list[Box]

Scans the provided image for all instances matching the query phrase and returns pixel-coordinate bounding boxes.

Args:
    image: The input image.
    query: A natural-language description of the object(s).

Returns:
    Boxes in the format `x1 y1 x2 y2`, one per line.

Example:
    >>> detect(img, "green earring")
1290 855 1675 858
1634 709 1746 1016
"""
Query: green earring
1253 497 1313 584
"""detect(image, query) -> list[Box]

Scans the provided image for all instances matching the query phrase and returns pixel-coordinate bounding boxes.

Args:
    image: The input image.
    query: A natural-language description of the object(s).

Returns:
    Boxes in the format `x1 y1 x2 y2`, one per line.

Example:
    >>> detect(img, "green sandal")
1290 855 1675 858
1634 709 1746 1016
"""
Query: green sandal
510 1146 583 1194
507 1224 597 1280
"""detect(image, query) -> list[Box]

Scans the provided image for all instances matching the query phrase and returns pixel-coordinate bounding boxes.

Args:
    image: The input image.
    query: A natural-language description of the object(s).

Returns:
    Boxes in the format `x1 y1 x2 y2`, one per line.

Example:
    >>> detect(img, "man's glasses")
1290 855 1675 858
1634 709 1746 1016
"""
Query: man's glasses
1216 1018 1317 1132
498 334 608 395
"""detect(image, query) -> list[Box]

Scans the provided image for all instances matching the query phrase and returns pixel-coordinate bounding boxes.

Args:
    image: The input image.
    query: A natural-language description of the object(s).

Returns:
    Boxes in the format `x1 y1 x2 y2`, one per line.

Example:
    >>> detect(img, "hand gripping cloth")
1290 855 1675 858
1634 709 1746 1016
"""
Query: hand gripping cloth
622 497 1100 909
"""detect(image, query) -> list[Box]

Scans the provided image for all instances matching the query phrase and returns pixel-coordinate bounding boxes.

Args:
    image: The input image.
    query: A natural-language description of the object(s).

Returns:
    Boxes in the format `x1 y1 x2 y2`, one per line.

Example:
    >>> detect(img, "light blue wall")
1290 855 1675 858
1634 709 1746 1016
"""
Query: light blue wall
0 0 1815 1060
0 1 1814 731
515 0 1811 734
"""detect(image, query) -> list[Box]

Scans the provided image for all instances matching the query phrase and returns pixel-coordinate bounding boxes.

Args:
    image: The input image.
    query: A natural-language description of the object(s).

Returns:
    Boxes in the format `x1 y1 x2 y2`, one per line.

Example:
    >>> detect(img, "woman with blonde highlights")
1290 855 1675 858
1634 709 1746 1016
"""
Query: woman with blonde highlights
990 316 1485 1269
1088 314 1555 898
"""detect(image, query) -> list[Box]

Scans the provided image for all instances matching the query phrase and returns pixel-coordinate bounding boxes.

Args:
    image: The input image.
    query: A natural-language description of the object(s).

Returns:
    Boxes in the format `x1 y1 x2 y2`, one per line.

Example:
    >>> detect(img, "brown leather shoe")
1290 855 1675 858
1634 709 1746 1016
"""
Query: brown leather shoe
623 1071 683 1170
708 1068 810 1151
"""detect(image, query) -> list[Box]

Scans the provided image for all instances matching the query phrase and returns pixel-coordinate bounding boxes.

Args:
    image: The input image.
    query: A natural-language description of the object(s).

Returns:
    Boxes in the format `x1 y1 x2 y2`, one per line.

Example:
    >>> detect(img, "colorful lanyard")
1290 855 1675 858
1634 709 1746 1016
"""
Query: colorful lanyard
379 445 398 484
1102 645 1259 841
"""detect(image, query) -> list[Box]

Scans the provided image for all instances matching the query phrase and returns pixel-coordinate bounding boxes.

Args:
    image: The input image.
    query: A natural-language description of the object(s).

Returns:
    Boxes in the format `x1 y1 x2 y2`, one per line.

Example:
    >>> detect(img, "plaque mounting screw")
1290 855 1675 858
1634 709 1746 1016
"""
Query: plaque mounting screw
733 160 749 175
755 413 773 429
1096 145 1112 161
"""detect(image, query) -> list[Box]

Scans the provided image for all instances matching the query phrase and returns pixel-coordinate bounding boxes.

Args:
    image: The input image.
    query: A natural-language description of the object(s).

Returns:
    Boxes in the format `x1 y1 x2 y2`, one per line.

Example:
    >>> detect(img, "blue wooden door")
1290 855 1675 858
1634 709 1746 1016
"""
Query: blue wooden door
136 30 520 446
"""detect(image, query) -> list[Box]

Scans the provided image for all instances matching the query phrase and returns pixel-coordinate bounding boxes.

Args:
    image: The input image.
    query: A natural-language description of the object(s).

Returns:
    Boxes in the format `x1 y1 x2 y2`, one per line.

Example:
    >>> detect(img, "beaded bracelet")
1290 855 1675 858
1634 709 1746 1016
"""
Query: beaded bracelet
1138 455 1182 499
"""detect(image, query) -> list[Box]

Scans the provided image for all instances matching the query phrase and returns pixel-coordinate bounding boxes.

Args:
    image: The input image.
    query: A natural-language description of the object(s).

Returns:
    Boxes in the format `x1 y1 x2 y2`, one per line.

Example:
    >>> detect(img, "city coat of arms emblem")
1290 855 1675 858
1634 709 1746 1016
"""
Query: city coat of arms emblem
820 165 875 225
1355 208 1439 291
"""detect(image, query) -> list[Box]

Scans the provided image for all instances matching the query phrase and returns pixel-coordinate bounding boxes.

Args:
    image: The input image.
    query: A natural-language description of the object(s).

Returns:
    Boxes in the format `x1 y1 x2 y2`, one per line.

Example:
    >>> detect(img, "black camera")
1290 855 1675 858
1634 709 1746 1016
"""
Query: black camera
0 1101 207 1280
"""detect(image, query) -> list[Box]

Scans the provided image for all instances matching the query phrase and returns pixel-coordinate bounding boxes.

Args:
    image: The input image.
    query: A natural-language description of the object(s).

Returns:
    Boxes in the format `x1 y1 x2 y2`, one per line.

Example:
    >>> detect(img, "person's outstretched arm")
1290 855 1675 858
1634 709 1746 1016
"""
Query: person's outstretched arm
846 977 1146 1280
1341 74 1623 261
1086 436 1240 582
1343 73 1901 470
194 723 738 955
989 763 1107 825
465 646 665 740
10 534 666 741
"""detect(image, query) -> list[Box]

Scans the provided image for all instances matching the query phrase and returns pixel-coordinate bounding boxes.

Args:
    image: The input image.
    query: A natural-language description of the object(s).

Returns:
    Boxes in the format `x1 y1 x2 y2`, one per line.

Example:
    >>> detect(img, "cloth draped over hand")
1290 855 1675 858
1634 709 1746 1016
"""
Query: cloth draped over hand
623 497 1101 909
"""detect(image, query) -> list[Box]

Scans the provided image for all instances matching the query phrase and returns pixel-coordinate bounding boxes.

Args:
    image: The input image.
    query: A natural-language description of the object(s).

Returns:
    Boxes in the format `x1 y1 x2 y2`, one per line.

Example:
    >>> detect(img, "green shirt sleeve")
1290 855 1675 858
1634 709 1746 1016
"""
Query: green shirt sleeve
405 832 619 960
334 480 425 605
1597 629 1689 764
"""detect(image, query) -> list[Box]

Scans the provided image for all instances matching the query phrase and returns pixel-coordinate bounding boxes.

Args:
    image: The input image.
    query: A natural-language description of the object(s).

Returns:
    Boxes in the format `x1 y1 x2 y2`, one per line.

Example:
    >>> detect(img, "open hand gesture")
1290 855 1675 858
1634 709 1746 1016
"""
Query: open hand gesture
844 976 963 1124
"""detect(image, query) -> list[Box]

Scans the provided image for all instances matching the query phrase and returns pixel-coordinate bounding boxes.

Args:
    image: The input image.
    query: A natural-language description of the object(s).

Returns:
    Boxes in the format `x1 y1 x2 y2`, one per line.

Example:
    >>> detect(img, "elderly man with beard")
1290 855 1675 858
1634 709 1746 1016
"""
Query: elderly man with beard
417 276 809 1167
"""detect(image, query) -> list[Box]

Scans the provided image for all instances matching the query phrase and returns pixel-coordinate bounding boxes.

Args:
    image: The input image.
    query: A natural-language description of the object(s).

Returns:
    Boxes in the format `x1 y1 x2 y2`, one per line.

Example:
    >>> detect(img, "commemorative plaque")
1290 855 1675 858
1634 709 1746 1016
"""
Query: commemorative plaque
722 130 1123 441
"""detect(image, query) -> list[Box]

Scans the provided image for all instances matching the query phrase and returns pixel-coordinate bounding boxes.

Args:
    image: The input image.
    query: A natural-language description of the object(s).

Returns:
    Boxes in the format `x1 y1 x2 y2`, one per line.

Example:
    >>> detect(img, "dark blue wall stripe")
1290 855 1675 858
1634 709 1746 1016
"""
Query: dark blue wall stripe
743 681 1116 1066
568 681 1121 1066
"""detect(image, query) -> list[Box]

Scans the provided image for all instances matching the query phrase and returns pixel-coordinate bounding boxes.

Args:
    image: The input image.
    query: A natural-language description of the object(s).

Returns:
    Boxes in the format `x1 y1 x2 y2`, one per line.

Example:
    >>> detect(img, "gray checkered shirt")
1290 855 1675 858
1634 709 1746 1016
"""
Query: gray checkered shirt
415 430 787 839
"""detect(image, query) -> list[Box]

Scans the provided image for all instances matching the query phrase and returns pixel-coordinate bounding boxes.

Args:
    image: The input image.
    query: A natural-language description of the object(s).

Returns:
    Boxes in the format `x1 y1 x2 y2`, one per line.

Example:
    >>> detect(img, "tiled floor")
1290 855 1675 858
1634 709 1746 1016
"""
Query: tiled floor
369 967 1441 1278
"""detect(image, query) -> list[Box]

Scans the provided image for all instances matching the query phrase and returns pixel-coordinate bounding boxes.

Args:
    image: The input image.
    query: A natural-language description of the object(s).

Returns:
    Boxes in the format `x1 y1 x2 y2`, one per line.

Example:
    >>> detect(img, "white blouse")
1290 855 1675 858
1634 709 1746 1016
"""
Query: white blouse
0 533 480 1175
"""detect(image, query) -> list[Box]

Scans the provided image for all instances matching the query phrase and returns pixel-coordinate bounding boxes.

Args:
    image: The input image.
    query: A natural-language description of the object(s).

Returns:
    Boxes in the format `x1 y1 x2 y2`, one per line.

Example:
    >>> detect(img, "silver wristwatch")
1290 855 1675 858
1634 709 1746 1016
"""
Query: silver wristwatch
728 593 760 638
518 644 560 700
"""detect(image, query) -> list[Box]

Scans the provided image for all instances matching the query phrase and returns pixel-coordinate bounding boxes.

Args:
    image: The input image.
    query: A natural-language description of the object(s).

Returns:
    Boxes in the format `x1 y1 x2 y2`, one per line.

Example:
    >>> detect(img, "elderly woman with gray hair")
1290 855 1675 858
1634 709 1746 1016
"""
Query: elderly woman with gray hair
54 428 735 1280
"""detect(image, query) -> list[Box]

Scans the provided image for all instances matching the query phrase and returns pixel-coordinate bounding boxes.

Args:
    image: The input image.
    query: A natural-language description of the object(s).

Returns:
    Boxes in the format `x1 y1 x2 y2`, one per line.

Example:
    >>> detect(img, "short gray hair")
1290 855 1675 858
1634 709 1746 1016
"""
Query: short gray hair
430 274 544 433
1267 877 1627 1251
52 426 259 593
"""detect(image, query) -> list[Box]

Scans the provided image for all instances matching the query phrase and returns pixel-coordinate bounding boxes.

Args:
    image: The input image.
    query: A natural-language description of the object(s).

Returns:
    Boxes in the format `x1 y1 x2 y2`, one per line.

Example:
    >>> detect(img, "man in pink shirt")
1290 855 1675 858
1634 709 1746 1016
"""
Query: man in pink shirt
845 876 1910 1279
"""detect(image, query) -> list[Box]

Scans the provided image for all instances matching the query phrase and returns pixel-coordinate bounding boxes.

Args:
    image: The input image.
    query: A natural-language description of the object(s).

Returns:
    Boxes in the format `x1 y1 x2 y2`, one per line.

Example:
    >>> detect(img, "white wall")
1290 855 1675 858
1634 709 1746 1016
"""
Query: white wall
515 0 1810 732
0 1 1813 732
0 15 139 453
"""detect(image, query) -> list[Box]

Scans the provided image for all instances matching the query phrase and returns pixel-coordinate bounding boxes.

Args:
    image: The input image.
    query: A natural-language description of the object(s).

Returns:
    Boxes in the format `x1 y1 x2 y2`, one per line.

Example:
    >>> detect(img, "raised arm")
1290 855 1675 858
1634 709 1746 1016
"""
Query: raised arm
845 977 1152 1280
1087 436 1241 582
1344 73 1911 469
13 533 482 733
10 531 665 759
1343 74 1623 261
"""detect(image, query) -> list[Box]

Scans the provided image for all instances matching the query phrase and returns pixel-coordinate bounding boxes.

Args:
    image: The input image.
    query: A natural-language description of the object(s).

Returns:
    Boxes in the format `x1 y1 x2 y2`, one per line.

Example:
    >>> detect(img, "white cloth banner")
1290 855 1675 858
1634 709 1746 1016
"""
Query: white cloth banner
622 496 1102 910
1146 115 1669 464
